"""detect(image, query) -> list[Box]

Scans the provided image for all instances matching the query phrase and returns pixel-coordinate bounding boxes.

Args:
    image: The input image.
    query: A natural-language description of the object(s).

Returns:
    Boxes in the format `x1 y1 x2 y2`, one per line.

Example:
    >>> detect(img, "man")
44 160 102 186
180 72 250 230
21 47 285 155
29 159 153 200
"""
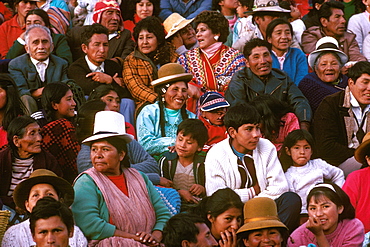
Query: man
30 197 74 247
8 24 68 114
226 38 311 130
302 1 366 63
314 61 370 177
163 13 198 55
205 103 301 233
67 0 134 64
163 213 217 247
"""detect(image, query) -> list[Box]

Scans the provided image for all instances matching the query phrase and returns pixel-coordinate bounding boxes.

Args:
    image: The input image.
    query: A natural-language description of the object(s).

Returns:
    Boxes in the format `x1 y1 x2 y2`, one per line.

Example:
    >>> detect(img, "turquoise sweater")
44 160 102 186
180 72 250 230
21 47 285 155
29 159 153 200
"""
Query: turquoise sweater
72 171 171 240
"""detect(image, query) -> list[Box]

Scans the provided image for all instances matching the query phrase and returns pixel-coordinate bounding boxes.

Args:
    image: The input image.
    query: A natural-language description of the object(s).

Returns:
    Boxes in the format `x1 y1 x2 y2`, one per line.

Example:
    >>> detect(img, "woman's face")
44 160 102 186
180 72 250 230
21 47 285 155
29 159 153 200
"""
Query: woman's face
91 140 125 176
14 122 42 158
208 207 243 240
138 29 158 54
136 0 154 19
16 1 37 18
101 90 120 112
307 195 343 235
315 53 341 83
52 89 76 119
163 81 188 110
267 24 292 53
196 23 219 49
25 183 59 213
242 228 283 247
0 87 7 110
26 14 46 29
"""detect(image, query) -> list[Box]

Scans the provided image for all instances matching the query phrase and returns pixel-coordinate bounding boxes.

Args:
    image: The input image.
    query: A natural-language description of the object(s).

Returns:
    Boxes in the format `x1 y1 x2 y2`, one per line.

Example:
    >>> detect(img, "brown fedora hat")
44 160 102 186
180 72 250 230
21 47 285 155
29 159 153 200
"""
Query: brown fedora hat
151 63 193 88
354 132 370 164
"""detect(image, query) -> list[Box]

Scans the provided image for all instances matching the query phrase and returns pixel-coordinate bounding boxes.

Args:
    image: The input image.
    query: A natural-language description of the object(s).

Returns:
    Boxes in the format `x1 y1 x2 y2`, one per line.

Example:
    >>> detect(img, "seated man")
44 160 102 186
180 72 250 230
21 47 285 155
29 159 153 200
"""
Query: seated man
205 103 301 233
226 38 311 131
8 24 68 114
302 1 366 63
314 61 370 177
162 213 217 247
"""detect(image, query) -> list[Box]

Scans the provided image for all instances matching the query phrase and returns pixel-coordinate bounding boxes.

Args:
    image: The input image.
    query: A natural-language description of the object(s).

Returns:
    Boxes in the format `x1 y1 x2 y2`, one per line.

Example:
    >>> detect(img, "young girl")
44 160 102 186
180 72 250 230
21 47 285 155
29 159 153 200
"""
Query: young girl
280 129 345 216
288 183 365 247
190 188 243 247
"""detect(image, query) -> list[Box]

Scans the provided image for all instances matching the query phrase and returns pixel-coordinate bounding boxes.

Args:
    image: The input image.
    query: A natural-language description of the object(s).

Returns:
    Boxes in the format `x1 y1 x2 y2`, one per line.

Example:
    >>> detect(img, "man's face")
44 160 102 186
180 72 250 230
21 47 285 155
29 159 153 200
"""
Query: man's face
32 215 72 247
25 27 53 61
179 24 197 49
229 123 261 153
187 223 217 247
321 8 346 37
81 33 109 66
348 73 370 108
254 15 278 34
246 46 272 78
100 9 120 34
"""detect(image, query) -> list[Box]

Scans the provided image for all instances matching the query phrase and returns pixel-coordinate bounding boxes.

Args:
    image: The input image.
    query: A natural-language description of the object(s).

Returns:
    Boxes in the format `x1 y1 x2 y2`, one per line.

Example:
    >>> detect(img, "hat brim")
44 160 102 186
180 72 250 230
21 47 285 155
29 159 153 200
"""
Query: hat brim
355 138 370 164
151 73 193 87
165 18 194 39
82 133 134 145
13 175 74 211
308 48 348 69
252 6 291 12
201 101 230 111
236 219 288 235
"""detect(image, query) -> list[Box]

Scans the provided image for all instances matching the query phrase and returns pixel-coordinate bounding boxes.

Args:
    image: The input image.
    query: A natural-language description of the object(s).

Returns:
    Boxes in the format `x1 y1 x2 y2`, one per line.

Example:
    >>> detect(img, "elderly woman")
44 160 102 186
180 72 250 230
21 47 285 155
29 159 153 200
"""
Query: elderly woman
72 111 171 245
1 169 87 247
298 36 348 113
123 16 178 112
136 63 196 157
0 116 62 218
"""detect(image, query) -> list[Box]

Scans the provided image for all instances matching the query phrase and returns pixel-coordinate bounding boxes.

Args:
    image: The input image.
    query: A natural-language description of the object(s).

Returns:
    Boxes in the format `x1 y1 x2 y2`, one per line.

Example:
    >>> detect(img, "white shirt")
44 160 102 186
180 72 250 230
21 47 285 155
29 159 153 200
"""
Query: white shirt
349 91 370 148
85 55 105 72
30 57 49 82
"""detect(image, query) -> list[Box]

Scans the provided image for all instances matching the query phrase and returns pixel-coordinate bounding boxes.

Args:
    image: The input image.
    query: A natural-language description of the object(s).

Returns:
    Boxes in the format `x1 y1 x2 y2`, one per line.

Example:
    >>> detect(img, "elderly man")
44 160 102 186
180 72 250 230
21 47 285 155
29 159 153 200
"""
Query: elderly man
302 1 366 63
8 24 68 114
314 61 370 177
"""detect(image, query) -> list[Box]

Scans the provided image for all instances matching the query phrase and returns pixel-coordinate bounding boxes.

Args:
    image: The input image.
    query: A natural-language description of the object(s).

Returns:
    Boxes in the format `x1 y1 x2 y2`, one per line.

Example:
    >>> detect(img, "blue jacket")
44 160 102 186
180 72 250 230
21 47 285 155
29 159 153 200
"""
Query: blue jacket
159 0 212 20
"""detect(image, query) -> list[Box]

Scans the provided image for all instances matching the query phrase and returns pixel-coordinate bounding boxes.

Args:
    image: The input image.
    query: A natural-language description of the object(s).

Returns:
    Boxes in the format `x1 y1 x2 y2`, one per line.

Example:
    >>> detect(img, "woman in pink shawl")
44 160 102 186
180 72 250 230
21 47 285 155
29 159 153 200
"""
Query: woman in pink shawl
71 111 171 246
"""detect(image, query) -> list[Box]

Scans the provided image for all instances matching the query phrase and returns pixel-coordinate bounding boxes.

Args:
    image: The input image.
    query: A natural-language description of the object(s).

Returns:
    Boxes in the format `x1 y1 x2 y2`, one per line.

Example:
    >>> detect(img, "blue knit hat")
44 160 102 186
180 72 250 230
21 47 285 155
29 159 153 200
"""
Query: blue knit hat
199 92 230 112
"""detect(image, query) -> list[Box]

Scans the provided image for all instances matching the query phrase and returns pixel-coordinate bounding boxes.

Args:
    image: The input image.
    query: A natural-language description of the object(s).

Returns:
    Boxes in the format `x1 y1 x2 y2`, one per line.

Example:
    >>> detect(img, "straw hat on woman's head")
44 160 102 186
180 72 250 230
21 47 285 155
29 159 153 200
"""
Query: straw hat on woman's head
354 132 370 164
151 63 193 88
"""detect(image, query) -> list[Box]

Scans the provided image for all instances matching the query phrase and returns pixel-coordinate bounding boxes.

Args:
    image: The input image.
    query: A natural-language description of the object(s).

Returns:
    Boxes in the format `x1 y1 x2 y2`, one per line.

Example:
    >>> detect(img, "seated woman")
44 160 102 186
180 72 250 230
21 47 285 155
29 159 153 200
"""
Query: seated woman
266 18 308 86
123 16 178 112
298 36 348 113
0 116 62 219
1 169 87 247
136 63 196 158
72 110 171 245
237 197 289 247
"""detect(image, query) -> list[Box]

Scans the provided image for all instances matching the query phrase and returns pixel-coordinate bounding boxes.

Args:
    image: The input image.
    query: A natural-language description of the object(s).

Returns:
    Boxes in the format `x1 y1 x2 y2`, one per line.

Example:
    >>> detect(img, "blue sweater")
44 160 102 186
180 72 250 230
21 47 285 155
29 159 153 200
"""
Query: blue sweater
159 0 212 20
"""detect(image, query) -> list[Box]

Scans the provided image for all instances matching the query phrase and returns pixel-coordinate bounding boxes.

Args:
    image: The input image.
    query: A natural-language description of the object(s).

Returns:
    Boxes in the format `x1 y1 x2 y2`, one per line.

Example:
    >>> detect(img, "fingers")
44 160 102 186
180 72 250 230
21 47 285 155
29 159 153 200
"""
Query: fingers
113 72 118 78
86 72 96 77
136 232 156 245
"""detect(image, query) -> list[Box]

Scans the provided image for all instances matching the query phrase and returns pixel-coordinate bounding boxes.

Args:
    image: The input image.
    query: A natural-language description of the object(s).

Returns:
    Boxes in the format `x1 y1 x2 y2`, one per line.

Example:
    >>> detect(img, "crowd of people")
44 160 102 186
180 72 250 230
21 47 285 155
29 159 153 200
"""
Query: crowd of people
1 0 370 246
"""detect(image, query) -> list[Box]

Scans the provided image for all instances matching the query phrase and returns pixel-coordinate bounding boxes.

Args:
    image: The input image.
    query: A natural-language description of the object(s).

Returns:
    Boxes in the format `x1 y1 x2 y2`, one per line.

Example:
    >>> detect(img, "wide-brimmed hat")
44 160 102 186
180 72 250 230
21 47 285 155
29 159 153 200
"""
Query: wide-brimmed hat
237 197 288 235
354 132 370 164
308 36 348 69
13 169 74 211
199 91 230 112
82 111 134 144
251 0 290 13
151 63 193 88
164 13 194 39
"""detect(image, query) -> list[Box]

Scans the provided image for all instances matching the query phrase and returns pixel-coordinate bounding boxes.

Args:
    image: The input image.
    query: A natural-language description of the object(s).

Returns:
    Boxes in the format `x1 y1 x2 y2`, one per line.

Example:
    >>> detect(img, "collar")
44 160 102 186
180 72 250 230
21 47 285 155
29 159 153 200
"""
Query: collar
365 10 370 20
85 55 104 72
109 31 118 40
200 42 223 58
350 91 370 112
30 56 50 67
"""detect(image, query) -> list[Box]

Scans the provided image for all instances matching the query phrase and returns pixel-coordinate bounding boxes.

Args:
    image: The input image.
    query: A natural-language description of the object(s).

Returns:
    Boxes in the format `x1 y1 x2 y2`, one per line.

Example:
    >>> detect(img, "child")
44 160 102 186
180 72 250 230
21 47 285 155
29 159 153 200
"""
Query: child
199 91 229 152
232 0 255 46
281 129 345 216
159 119 208 211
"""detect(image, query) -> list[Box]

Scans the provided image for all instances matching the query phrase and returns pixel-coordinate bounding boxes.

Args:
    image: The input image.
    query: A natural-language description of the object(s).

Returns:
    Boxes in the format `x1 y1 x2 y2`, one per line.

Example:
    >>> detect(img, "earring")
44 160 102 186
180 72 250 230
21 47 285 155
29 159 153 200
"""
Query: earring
214 35 219 41
162 96 166 103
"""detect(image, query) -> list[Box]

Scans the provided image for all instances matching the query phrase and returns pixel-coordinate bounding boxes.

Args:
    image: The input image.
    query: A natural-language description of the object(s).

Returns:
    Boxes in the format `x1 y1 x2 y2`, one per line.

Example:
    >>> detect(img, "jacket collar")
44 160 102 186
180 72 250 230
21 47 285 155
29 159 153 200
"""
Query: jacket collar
244 67 287 94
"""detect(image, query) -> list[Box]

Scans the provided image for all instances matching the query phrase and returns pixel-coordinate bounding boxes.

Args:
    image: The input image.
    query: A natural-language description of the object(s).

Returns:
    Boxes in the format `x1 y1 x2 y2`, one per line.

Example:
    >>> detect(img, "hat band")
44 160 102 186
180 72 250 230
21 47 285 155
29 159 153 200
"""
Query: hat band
244 216 280 223
317 43 339 50
168 18 186 35
201 98 227 108
93 131 119 135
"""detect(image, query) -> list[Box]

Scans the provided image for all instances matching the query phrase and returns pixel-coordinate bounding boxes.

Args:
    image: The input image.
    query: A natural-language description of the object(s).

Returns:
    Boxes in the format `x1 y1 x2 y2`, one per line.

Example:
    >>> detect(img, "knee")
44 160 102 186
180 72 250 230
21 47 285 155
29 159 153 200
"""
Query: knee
280 192 302 209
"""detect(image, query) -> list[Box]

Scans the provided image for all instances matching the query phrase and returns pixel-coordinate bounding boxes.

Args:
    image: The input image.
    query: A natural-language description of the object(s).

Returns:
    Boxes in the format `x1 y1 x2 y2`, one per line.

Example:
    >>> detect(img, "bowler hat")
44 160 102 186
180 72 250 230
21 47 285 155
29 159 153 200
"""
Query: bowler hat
354 132 370 164
151 63 193 88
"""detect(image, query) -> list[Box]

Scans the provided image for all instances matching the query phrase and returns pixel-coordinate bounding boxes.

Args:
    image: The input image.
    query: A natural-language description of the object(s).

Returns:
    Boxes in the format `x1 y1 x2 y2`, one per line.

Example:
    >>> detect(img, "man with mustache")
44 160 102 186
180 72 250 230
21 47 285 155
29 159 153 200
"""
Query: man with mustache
8 24 68 115
302 1 366 63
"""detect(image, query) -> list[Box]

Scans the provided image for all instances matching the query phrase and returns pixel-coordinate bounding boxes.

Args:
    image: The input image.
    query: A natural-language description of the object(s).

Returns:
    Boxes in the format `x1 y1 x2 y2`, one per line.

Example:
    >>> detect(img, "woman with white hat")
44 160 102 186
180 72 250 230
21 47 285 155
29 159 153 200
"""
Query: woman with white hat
72 110 171 246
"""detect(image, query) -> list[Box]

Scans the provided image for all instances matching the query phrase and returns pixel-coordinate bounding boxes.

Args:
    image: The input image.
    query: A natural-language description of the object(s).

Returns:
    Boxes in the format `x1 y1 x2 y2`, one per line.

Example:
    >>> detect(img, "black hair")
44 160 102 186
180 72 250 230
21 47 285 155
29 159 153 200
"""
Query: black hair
252 11 286 25
30 197 74 236
243 38 271 58
163 213 207 247
348 61 370 83
25 9 51 28
88 84 121 101
81 23 109 46
307 182 355 222
121 0 160 21
91 136 130 168
265 18 293 40
306 0 326 17
319 1 344 27
238 0 254 11
41 82 72 122
177 119 209 148
193 11 229 43
7 116 38 152
237 227 289 247
224 104 261 133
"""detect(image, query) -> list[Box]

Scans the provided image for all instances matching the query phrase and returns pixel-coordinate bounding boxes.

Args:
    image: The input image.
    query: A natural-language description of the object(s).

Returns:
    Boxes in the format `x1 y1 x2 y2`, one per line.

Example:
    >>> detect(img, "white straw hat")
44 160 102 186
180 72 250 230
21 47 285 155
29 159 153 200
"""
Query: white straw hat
164 13 194 39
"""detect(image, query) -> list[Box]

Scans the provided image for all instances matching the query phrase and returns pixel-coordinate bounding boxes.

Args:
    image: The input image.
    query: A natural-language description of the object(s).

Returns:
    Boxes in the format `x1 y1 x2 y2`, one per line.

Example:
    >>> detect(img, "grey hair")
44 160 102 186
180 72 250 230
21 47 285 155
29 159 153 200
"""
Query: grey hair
314 51 343 71
25 24 53 45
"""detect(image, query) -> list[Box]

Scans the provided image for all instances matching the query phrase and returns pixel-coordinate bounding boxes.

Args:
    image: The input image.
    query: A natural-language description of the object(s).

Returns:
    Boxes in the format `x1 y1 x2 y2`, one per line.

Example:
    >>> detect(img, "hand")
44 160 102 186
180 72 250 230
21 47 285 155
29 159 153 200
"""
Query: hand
136 231 160 246
219 228 237 247
187 83 202 99
253 183 261 195
31 87 44 99
112 73 124 87
159 177 173 187
189 184 205 196
168 145 176 153
178 189 199 204
19 32 26 41
170 33 184 49
86 72 113 84
306 215 324 236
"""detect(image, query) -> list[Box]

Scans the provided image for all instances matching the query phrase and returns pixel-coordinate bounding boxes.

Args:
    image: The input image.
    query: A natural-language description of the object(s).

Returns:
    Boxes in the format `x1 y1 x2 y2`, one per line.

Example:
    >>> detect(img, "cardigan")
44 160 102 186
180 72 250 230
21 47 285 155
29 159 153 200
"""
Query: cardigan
205 137 289 203
347 12 370 52
0 15 24 59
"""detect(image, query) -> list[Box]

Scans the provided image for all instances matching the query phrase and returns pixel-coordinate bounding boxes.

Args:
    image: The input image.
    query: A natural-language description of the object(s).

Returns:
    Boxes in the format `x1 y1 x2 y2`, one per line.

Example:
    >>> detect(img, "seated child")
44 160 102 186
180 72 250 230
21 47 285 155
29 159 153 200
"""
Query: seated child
199 92 229 152
232 0 255 46
280 129 345 219
159 119 208 211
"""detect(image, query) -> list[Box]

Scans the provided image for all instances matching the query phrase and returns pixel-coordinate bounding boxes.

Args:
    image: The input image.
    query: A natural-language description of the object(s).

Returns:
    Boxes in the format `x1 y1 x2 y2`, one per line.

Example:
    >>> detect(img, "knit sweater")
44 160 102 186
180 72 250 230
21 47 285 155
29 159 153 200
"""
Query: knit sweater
347 12 370 52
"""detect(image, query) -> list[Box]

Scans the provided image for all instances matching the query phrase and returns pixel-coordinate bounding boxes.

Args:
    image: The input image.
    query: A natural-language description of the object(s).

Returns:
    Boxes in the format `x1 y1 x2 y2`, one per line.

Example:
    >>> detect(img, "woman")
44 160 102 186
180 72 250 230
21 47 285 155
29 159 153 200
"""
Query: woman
6 9 73 64
178 11 245 113
1 169 87 247
266 18 308 86
136 63 196 157
298 36 348 113
0 116 62 217
190 188 244 247
237 197 289 247
40 82 80 183
123 16 178 112
72 110 171 245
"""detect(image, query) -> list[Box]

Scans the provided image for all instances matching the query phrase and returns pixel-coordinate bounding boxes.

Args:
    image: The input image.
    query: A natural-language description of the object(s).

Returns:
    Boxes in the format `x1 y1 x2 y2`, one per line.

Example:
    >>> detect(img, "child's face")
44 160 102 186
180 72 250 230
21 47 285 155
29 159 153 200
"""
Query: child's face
219 0 239 12
236 3 249 18
285 139 312 167
201 107 227 126
229 123 261 153
175 131 202 158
